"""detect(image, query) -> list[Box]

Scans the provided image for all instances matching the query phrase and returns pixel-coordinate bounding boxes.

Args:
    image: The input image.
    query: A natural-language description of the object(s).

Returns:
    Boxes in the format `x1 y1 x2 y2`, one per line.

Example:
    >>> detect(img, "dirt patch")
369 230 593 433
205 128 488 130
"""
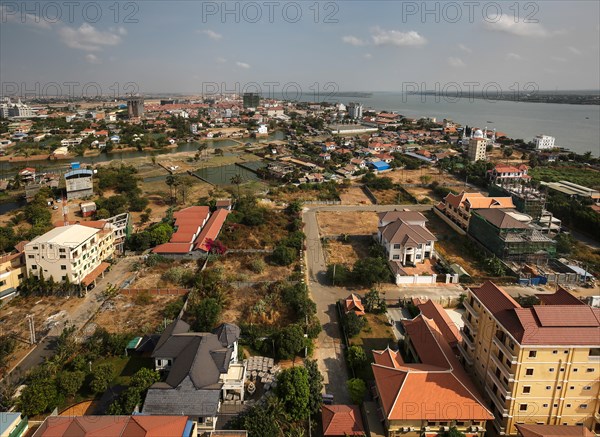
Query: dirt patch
371 188 415 205
219 206 290 250
316 211 379 236
92 292 182 334
385 168 464 186
208 253 293 283
324 238 372 268
339 186 373 205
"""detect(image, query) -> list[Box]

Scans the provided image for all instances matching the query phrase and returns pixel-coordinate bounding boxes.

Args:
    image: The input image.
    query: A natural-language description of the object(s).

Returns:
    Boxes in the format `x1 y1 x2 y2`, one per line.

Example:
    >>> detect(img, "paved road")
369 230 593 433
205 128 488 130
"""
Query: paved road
5 257 136 382
302 204 433 403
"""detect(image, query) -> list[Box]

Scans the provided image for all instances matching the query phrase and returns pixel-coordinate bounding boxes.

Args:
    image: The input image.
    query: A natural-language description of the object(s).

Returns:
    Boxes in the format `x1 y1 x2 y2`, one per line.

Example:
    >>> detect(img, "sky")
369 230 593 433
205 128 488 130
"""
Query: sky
1 1 599 97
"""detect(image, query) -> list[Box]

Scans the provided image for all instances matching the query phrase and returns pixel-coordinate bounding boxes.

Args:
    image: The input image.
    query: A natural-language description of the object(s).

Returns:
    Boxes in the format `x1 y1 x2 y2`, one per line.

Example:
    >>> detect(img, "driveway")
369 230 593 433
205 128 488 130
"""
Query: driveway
302 204 433 404
5 256 138 381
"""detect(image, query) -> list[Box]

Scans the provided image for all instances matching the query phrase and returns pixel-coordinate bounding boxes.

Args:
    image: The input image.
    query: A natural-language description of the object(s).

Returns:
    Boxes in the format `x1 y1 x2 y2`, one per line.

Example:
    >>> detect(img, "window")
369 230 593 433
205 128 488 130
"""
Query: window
61 265 67 270
59 248 66 253
546 386 551 390
28 255 34 259
393 255 400 260
529 351 537 358
583 386 591 390
557 386 561 390
553 350 558 354
586 368 595 372
520 404 528 411
416 254 421 259
549 368 555 372
560 368 565 372
18 274 23 279
573 368 578 372
580 404 588 409
393 244 401 249
60 255 66 259
543 404 548 408
61 276 67 281
526 368 534 376
32 265 37 269
554 404 558 408
570 386 574 390
567 404 572 408
589 348 600 358
0 280 5 286
523 386 531 394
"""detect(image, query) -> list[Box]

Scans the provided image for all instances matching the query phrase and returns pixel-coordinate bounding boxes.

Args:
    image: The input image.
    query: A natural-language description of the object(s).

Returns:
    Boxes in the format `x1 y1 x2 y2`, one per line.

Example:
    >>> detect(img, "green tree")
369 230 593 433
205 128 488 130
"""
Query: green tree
149 222 174 246
346 345 367 372
343 312 366 337
90 363 114 393
232 396 286 437
484 256 506 277
326 263 351 286
352 257 390 286
271 244 297 266
304 359 323 415
347 378 366 404
363 289 387 313
231 174 243 198
275 324 306 359
58 370 85 397
555 232 574 255
19 375 59 416
276 367 310 421
0 335 16 371
444 427 467 437
130 367 161 390
192 298 222 331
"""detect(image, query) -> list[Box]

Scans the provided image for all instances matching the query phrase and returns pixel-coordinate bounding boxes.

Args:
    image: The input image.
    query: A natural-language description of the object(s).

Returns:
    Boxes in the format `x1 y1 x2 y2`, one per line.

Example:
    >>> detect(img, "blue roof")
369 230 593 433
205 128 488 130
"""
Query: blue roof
0 413 23 434
65 169 93 178
370 161 391 171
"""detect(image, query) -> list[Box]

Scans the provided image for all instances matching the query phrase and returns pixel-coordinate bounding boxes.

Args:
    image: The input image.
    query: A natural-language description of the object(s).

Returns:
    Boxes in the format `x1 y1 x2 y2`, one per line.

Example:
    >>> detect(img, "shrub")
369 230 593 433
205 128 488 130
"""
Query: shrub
347 378 366 404
343 312 366 337
271 244 297 266
248 258 266 273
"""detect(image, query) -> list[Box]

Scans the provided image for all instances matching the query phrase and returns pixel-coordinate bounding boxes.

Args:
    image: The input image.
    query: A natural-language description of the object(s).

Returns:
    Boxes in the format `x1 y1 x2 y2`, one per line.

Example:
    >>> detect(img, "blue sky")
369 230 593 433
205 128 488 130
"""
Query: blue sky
1 1 599 96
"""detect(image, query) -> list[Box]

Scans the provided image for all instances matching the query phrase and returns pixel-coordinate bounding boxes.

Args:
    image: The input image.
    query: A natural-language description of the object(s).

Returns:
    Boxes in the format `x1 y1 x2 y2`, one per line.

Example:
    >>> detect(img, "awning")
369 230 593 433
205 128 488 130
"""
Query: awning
82 262 110 286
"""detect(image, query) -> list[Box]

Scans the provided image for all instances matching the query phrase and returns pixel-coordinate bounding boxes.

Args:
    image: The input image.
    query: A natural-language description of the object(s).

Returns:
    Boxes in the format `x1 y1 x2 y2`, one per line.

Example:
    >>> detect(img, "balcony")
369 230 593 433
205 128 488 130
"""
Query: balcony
463 299 479 320
462 333 475 351
490 353 515 380
492 336 517 364
463 315 476 332
485 385 509 418
456 341 474 365
487 369 512 398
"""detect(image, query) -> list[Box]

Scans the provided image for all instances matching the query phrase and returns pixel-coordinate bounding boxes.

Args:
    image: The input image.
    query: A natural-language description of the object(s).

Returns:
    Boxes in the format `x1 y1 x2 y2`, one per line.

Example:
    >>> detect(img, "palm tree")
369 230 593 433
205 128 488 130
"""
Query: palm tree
230 174 243 198
165 175 176 202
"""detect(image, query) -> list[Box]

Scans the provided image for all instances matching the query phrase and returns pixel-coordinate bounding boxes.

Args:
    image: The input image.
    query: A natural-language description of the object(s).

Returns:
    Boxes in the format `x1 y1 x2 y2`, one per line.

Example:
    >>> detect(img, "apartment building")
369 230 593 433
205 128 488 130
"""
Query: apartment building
0 242 27 300
457 281 600 436
436 191 515 231
25 224 115 286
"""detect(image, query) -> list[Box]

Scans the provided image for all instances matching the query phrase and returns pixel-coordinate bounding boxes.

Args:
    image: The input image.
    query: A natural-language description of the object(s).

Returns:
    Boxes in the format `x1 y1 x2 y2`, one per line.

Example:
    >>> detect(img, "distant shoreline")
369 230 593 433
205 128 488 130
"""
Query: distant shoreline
414 92 600 106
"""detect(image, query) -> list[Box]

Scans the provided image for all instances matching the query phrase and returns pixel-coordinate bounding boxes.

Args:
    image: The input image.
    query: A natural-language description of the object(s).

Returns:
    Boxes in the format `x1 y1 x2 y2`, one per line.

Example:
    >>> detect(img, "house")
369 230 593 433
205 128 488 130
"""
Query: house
515 424 594 437
322 405 365 436
458 281 600 435
32 415 195 437
378 210 427 228
369 161 390 172
468 208 556 263
377 211 436 265
0 412 28 437
435 191 515 231
0 242 27 300
79 201 96 217
215 199 233 211
142 320 246 432
371 314 493 436
18 167 36 183
488 164 530 184
344 294 365 316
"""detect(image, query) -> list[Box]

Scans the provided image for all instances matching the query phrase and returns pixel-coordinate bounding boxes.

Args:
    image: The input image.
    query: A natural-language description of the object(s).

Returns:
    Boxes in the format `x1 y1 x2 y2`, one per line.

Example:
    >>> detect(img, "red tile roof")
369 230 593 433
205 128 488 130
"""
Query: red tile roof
416 299 462 346
81 262 110 287
32 415 190 437
472 281 600 345
322 405 365 436
152 242 193 254
344 294 365 315
194 209 229 252
515 424 594 437
536 287 585 306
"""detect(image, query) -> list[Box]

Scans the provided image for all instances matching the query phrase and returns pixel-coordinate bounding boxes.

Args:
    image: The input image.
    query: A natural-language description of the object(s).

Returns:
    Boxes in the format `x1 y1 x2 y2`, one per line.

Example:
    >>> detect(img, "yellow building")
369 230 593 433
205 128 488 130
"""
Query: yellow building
457 282 600 435
0 242 27 300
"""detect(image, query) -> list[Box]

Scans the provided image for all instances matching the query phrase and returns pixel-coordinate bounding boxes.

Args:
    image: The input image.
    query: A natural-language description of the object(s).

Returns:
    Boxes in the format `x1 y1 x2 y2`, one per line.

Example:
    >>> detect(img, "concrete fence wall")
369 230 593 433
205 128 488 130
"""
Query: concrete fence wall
120 288 190 296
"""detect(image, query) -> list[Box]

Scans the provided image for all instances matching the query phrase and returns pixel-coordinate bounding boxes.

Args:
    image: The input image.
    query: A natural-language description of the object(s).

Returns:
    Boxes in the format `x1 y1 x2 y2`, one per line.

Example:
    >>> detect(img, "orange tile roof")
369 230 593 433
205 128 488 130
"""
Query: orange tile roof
443 191 514 210
372 347 404 369
372 315 492 422
152 242 193 254
32 415 190 437
193 209 229 252
322 405 365 436
416 299 462 345
344 294 365 315
81 262 110 287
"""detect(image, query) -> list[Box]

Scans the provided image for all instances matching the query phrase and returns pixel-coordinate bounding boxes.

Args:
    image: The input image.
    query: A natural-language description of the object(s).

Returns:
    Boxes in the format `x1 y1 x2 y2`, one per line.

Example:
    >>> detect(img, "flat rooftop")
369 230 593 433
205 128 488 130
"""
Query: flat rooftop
27 224 99 248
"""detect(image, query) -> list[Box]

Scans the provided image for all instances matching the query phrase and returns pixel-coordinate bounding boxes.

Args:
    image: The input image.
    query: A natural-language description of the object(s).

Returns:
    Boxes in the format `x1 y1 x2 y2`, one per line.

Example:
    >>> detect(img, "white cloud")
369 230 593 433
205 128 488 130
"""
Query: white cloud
342 35 366 47
447 57 466 68
371 27 426 47
458 44 472 53
236 61 251 69
568 46 582 55
484 15 549 38
85 53 101 64
200 29 223 41
0 5 52 29
216 57 227 63
506 52 523 61
58 23 125 51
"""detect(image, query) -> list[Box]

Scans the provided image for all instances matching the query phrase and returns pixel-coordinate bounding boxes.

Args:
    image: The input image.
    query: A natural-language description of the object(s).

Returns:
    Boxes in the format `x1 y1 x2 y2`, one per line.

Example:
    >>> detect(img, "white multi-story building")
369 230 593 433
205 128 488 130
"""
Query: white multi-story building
468 130 488 162
347 102 363 119
25 224 115 286
533 134 555 150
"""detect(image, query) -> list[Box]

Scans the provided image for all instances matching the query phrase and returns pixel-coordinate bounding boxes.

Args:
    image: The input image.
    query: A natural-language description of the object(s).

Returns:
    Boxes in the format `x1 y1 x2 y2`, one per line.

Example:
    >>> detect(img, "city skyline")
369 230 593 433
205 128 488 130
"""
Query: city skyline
1 1 599 96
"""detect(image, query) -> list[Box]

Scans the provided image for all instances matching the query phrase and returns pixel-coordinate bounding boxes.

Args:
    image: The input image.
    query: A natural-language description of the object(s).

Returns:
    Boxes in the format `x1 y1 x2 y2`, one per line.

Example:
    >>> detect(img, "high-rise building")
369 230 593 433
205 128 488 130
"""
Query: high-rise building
347 102 363 119
242 93 260 109
468 130 488 162
533 135 555 150
127 96 144 118
458 282 600 436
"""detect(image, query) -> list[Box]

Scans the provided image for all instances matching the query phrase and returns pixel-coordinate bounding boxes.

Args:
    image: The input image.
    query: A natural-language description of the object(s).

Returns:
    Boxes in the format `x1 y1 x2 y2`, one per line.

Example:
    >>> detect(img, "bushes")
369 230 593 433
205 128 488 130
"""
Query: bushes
192 298 222 332
346 345 367 372
90 363 114 393
343 312 366 337
107 367 160 415
362 172 394 190
161 266 194 286
248 258 266 273
274 324 307 360
347 378 366 404
363 289 387 313
271 244 297 266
